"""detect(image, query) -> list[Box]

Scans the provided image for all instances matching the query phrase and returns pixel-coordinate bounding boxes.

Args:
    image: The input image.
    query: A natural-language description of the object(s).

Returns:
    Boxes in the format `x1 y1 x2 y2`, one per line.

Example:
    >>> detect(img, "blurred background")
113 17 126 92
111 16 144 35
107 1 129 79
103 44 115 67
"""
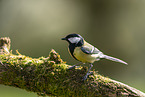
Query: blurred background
0 0 145 97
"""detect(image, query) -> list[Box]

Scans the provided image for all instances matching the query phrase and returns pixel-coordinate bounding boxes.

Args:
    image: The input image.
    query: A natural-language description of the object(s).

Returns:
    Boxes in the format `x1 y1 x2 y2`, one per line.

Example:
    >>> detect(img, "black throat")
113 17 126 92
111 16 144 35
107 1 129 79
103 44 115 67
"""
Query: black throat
68 39 84 60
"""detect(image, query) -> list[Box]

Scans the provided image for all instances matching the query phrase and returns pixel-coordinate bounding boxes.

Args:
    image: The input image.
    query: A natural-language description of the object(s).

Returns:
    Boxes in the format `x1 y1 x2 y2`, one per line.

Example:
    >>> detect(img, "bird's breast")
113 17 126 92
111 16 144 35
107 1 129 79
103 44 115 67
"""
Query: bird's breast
73 47 99 63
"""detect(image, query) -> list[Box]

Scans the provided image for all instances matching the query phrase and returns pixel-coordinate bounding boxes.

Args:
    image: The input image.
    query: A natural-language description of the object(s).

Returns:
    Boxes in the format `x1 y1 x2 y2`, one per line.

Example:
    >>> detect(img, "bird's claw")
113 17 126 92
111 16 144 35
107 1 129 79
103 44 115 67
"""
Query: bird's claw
82 72 93 81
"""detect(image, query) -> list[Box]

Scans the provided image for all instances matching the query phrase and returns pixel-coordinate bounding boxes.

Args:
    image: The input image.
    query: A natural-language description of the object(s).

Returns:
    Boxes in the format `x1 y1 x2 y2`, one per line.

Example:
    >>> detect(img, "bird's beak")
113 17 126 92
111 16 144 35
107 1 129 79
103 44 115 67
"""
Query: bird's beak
61 38 66 40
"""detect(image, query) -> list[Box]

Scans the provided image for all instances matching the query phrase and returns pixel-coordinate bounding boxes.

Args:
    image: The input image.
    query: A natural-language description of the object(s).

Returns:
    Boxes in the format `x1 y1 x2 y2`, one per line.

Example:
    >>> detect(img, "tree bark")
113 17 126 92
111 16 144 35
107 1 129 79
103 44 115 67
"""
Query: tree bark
0 37 145 97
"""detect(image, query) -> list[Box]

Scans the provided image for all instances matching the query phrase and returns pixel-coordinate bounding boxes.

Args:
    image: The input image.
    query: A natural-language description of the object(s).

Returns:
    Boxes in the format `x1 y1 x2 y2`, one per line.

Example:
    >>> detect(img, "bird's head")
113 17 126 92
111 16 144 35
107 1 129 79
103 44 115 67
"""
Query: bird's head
61 33 84 46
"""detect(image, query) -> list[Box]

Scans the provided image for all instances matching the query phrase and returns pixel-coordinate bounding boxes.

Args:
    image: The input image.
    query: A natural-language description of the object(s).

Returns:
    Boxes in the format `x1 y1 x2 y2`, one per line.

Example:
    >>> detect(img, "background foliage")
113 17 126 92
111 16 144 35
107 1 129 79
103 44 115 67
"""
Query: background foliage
0 0 145 96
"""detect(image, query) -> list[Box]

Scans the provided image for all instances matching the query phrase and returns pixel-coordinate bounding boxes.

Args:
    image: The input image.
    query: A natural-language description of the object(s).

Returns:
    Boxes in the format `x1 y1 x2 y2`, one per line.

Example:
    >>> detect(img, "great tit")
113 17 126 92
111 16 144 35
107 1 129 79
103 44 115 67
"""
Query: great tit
62 34 128 80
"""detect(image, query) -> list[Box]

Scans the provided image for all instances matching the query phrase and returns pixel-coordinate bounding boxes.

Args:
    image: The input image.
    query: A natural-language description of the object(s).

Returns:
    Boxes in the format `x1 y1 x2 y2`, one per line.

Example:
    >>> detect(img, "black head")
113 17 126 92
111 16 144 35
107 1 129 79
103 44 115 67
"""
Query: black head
61 33 84 46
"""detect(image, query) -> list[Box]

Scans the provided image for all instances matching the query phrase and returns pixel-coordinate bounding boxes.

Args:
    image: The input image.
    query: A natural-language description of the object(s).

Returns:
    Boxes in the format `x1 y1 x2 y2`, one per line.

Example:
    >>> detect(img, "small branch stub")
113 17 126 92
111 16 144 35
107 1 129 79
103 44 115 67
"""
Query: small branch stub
49 49 64 64
0 37 11 54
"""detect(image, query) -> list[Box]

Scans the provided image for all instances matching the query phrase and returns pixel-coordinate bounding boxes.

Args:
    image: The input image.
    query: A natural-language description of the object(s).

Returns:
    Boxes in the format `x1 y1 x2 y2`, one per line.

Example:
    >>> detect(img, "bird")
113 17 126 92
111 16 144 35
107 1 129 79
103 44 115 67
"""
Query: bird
61 33 128 80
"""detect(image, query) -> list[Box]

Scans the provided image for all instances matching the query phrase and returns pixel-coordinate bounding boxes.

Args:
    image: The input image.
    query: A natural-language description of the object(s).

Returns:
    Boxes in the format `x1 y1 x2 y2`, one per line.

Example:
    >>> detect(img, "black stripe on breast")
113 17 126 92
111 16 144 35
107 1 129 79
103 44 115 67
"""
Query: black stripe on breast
69 44 79 61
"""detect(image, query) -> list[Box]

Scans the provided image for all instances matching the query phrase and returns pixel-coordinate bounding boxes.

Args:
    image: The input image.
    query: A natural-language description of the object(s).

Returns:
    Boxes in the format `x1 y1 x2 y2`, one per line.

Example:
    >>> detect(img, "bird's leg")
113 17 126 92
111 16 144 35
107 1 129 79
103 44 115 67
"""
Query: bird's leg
83 63 93 80
68 62 83 69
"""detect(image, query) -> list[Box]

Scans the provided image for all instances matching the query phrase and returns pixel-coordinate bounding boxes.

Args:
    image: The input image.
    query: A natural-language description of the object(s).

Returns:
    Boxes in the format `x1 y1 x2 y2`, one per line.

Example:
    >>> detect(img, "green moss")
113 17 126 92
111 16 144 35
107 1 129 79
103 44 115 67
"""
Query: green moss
0 49 144 96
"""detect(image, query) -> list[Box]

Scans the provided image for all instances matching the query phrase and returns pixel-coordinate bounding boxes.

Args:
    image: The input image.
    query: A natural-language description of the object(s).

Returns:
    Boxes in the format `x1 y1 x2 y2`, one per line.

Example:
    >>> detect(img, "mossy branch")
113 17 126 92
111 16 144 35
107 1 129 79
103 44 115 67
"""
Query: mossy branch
0 37 145 97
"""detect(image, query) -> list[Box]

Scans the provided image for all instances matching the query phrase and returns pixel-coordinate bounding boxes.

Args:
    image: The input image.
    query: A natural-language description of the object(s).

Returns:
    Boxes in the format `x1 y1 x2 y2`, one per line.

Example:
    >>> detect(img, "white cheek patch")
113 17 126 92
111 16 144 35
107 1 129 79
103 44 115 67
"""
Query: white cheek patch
68 37 81 43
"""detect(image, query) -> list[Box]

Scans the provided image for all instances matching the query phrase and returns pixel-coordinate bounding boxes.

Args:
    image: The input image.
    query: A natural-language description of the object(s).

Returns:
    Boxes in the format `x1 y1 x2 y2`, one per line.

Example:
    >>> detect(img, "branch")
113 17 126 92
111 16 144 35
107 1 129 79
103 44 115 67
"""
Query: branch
0 37 145 96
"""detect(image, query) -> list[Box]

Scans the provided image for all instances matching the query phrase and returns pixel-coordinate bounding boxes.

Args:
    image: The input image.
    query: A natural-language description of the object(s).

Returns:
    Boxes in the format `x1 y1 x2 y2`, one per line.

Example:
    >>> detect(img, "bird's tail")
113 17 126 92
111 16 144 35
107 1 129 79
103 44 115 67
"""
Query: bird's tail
102 55 128 65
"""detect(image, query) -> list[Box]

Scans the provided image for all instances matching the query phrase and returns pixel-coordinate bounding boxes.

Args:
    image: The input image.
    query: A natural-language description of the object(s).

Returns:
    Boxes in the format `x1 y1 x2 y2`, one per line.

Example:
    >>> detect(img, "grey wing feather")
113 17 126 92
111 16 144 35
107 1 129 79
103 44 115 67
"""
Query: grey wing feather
81 45 100 54
93 47 101 54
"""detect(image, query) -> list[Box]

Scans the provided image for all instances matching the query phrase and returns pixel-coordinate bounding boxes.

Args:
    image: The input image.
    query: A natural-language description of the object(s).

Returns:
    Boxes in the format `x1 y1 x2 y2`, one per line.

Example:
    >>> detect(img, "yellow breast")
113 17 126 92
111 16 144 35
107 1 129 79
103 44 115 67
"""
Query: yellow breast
73 47 99 63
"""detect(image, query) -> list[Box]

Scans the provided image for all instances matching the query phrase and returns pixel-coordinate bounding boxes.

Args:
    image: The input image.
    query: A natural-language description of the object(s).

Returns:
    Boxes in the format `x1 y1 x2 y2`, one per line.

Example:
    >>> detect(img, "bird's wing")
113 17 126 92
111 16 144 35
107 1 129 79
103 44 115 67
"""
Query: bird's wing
81 41 100 54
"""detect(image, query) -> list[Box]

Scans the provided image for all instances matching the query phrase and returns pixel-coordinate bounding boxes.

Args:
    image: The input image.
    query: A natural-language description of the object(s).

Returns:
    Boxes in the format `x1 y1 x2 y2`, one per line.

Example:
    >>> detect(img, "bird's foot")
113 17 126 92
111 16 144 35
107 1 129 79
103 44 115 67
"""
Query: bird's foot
82 72 93 81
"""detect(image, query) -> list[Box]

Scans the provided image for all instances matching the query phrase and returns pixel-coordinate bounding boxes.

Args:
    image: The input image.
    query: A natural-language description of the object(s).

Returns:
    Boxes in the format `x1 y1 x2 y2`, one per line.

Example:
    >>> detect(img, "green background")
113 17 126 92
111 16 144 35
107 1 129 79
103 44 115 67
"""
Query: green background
0 0 145 97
